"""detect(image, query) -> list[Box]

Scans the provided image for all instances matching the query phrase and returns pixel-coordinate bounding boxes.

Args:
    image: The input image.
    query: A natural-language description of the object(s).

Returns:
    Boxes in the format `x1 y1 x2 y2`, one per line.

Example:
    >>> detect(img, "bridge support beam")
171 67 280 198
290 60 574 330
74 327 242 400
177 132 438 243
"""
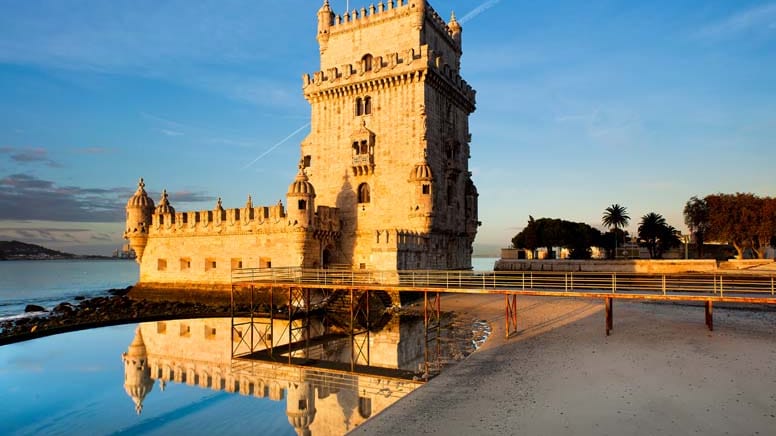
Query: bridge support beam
423 291 441 379
505 294 518 338
705 300 713 331
605 297 613 336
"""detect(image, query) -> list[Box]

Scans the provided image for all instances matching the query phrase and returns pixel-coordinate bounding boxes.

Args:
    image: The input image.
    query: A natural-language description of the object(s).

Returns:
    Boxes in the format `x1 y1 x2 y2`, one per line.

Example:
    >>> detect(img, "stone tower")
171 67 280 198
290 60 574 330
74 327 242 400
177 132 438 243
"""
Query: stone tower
302 0 479 270
124 178 155 262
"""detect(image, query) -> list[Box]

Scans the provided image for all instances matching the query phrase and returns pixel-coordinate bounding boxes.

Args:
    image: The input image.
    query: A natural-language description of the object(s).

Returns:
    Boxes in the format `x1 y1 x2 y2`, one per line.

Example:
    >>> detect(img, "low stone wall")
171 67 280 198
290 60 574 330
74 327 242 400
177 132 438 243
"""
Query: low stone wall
718 259 776 270
494 259 718 273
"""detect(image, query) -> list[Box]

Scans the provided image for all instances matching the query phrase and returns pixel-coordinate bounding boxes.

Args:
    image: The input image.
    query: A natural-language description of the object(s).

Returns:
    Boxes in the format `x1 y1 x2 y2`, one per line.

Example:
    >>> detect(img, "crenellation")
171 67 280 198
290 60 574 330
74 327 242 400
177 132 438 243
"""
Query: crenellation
303 45 473 105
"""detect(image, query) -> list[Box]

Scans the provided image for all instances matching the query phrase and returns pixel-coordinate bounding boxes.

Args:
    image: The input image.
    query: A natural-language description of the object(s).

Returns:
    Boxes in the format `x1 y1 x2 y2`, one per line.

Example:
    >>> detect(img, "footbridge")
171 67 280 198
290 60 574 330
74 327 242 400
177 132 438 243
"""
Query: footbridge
230 268 776 373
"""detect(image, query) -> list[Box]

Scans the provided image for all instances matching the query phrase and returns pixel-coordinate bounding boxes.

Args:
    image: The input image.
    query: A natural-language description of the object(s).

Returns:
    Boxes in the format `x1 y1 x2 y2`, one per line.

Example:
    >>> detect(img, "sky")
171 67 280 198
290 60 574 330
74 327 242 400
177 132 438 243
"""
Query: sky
0 0 774 255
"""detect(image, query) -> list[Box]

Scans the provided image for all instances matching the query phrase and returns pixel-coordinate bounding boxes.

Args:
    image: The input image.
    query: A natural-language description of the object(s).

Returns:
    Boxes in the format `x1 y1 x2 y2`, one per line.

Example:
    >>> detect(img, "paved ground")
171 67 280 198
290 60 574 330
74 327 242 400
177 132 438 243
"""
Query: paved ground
352 294 776 435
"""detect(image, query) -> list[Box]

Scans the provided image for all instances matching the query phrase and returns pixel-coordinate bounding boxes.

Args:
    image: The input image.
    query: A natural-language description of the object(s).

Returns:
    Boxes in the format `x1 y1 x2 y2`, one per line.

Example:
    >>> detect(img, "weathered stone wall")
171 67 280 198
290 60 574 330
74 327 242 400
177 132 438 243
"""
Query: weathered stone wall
495 259 719 273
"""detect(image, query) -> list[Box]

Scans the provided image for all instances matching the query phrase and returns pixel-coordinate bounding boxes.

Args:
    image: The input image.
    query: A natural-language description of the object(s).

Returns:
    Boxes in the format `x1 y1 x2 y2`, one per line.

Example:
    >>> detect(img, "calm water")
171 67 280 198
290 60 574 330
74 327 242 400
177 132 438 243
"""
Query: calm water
0 258 497 435
0 316 424 435
0 260 138 319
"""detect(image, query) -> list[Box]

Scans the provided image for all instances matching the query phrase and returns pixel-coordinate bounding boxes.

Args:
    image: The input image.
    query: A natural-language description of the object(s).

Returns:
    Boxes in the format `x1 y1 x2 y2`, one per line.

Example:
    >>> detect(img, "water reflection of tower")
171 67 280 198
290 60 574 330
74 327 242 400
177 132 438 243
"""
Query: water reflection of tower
286 381 316 436
122 327 155 415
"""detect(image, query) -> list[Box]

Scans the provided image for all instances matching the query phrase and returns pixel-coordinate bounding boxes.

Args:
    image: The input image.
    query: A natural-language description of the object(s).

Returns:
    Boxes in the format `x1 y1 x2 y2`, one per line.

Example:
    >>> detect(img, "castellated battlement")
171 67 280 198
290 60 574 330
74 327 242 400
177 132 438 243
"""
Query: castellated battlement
302 44 475 104
149 203 340 237
326 1 455 45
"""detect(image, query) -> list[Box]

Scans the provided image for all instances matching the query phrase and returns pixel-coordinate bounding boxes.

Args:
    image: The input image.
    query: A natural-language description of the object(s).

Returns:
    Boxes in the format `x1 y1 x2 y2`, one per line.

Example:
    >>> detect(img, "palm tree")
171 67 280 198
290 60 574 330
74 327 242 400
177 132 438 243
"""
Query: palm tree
638 212 668 258
602 204 630 258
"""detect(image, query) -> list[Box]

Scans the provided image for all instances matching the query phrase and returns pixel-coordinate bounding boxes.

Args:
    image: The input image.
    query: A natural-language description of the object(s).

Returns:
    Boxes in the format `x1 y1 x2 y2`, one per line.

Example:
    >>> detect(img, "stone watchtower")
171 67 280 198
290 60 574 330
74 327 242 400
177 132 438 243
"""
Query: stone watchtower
124 178 155 262
302 0 479 270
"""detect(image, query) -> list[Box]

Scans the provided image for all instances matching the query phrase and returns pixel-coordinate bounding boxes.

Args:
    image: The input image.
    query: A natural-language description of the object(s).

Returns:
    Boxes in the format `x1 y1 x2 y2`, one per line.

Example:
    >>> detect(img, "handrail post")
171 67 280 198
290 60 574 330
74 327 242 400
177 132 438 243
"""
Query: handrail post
611 273 615 293
662 275 666 296
772 275 774 296
720 275 723 297
570 272 573 291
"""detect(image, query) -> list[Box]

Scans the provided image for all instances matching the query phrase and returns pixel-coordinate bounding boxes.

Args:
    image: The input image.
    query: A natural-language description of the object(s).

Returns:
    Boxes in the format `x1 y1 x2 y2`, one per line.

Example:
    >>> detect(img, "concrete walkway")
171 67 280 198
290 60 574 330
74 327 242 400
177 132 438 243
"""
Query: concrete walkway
352 294 776 435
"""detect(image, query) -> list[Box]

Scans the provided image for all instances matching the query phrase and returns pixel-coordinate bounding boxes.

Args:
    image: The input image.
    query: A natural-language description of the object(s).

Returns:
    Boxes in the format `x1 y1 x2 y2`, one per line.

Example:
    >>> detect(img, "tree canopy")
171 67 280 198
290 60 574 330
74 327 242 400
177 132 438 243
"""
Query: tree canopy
683 196 709 257
705 193 776 259
512 217 602 259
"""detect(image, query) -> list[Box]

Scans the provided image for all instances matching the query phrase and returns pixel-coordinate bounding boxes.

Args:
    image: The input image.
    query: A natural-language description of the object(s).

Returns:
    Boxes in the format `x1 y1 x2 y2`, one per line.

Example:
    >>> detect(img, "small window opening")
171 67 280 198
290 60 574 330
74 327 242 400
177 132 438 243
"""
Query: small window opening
362 54 373 72
298 199 307 210
364 96 372 115
355 97 363 116
299 399 308 411
422 184 430 195
180 258 191 270
157 259 167 271
358 183 371 204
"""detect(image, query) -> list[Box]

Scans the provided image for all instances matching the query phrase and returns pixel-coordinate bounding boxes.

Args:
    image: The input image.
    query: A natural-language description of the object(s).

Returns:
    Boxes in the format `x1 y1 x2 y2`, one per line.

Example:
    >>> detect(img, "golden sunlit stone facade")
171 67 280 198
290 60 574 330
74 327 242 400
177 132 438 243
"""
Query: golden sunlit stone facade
125 0 478 290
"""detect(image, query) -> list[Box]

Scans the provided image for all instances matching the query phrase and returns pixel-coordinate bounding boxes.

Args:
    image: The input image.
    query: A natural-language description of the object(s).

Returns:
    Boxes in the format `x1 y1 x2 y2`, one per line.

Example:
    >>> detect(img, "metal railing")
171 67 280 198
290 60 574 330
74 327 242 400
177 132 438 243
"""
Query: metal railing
232 268 776 300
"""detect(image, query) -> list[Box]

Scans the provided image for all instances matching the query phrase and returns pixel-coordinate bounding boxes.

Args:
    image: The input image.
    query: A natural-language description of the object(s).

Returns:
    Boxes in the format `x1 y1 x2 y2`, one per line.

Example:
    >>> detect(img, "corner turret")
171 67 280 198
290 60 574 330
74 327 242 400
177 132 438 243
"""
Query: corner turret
286 382 316 436
122 328 155 415
409 151 434 231
287 161 316 227
448 11 462 45
124 178 155 262
317 0 335 53
154 189 175 215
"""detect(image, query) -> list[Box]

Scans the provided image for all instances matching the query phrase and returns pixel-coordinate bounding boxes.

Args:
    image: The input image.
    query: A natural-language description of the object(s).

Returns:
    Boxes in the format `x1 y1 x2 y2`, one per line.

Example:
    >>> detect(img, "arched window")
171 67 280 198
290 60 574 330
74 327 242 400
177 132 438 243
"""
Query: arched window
362 54 373 72
358 183 371 204
364 96 372 115
355 97 363 116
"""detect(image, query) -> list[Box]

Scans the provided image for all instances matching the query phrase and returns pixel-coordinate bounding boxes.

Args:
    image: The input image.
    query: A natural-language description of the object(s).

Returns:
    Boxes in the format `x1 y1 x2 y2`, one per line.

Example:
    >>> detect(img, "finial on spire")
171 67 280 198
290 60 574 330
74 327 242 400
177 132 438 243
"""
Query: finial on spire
138 178 145 191
216 197 223 210
246 194 253 209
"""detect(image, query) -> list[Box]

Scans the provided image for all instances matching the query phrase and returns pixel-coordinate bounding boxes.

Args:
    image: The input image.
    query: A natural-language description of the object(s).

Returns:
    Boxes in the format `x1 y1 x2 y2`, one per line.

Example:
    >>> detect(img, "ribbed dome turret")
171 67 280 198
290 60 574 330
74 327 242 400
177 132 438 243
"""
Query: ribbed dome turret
154 189 175 214
122 328 155 415
448 11 462 33
288 168 316 197
127 178 155 209
410 161 433 181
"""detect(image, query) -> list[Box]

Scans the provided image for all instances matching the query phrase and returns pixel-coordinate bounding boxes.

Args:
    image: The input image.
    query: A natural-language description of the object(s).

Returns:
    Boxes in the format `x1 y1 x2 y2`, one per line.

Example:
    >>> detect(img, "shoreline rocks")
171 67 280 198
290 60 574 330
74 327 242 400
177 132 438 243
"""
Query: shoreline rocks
1 287 234 346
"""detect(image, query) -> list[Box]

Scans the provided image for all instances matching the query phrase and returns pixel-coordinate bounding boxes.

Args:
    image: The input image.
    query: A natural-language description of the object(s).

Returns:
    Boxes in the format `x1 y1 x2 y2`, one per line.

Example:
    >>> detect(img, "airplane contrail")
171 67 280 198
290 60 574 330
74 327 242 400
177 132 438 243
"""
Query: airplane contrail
459 0 502 24
241 122 311 170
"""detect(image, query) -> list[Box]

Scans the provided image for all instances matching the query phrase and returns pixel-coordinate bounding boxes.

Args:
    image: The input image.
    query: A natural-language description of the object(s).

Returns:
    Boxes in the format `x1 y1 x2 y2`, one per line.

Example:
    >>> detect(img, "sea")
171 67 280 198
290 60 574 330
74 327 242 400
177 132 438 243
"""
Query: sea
0 257 498 321
0 259 138 320
0 257 498 435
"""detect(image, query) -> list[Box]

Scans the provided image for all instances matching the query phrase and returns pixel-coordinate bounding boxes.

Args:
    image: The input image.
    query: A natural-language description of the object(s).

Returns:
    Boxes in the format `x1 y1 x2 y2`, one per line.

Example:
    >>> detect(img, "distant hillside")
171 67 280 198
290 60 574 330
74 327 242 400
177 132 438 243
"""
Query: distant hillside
0 240 77 260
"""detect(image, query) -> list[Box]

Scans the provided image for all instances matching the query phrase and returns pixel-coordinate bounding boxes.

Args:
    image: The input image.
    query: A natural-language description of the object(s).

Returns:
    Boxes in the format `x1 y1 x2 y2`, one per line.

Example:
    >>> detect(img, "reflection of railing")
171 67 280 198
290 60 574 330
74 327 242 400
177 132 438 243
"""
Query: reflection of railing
232 267 776 299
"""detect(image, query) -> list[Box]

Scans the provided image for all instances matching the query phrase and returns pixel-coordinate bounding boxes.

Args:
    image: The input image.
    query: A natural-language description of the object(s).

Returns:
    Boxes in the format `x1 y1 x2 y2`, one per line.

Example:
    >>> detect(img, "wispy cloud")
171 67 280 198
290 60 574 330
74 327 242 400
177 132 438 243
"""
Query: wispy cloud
0 173 128 222
0 173 216 222
695 3 776 39
0 1 303 107
0 146 62 167
160 129 184 137
242 122 310 170
460 0 502 25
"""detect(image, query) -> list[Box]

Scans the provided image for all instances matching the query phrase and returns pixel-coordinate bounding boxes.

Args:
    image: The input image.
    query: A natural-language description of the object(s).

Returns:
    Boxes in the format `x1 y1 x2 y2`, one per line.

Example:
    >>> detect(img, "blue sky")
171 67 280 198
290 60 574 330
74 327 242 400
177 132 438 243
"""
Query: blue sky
0 0 774 255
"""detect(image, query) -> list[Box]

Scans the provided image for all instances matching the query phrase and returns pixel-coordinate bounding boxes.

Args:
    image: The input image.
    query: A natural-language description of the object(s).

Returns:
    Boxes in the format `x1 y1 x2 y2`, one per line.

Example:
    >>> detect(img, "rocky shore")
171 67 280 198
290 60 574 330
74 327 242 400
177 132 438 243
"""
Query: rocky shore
0 287 234 346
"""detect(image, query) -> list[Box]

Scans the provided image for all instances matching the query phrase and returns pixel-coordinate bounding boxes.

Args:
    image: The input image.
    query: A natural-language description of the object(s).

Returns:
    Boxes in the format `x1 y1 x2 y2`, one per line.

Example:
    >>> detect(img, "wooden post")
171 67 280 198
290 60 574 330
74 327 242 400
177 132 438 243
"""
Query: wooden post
605 297 613 336
705 300 713 331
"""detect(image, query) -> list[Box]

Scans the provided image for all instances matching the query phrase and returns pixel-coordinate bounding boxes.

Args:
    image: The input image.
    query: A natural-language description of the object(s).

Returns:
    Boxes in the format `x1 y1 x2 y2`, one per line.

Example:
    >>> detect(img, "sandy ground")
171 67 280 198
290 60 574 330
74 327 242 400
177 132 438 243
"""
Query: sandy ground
352 294 776 435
